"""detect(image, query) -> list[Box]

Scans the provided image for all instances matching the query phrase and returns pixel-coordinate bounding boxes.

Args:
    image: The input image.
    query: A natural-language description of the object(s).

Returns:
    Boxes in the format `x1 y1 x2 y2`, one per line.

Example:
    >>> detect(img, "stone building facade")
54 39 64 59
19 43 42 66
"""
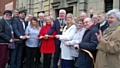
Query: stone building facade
16 0 120 17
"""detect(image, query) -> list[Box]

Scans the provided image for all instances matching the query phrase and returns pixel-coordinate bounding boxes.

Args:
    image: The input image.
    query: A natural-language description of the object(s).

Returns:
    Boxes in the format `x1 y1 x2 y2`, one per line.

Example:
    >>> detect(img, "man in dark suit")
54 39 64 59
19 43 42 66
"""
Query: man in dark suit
45 9 66 68
10 11 27 68
97 12 109 32
38 12 45 27
89 8 99 29
74 18 99 68
92 14 100 29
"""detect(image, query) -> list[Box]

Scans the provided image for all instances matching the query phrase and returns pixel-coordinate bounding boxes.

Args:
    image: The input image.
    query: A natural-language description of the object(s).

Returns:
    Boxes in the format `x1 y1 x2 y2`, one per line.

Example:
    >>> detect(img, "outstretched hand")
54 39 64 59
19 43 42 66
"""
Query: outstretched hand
89 7 94 13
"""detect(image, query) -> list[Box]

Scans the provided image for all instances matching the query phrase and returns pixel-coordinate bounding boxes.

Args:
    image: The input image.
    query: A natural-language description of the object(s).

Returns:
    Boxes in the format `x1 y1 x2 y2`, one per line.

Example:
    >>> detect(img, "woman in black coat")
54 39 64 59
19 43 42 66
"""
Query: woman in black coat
0 10 14 68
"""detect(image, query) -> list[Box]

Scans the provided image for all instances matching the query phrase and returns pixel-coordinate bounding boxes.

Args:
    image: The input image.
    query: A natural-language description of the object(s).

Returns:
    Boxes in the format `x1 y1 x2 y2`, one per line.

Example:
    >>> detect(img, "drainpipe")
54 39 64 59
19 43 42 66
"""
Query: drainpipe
119 0 120 10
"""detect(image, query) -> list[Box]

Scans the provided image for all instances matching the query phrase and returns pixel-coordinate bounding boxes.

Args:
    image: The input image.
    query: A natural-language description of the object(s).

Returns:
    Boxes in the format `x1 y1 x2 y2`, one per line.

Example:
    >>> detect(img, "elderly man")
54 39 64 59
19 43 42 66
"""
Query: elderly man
92 14 99 29
97 12 109 32
92 14 98 24
74 18 99 68
46 9 66 68
80 12 87 21
38 12 45 27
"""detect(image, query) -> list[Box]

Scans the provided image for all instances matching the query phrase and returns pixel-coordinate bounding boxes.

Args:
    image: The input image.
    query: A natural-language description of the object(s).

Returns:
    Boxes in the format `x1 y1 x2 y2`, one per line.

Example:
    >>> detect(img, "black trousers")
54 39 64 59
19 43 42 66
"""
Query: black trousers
53 41 61 68
35 47 41 68
26 46 37 68
21 43 26 68
43 53 52 68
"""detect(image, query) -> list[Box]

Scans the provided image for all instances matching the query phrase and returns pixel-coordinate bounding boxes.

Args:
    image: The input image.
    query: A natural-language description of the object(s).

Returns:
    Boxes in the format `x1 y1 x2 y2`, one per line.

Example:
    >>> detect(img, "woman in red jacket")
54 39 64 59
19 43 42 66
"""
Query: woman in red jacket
39 16 56 68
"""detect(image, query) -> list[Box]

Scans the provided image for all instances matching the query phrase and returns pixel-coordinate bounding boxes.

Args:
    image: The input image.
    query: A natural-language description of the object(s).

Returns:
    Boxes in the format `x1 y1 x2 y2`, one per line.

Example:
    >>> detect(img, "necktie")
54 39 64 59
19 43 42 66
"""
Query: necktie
40 21 43 27
62 20 64 25
21 20 25 30
4 18 15 49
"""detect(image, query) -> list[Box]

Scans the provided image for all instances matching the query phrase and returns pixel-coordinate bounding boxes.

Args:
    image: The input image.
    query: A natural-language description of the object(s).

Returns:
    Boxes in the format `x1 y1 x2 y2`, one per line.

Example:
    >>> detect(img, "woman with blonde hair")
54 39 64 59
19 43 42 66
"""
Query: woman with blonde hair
55 13 77 68
95 9 120 68
39 16 56 68
25 17 41 68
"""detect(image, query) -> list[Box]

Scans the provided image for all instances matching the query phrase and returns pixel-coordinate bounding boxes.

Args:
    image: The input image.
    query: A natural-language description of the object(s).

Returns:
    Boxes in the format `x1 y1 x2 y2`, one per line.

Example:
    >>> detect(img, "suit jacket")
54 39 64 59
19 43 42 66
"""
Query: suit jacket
39 21 44 27
95 23 100 29
0 18 12 43
25 21 29 27
100 20 109 32
75 25 99 68
47 18 66 46
95 22 120 68
12 18 27 43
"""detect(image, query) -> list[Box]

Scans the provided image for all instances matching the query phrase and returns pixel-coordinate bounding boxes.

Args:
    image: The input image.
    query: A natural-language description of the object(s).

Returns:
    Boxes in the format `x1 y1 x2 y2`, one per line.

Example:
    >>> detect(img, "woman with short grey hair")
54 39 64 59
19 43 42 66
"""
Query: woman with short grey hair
95 9 120 68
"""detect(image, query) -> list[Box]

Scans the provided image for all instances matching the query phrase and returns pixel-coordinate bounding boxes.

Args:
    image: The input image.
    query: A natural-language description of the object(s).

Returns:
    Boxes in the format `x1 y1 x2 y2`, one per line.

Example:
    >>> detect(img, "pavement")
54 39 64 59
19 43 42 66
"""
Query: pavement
6 54 61 68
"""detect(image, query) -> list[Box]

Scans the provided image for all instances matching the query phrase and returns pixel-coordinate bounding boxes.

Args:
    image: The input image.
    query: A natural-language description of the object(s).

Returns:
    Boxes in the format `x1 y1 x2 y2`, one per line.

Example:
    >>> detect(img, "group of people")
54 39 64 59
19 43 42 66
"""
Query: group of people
0 8 120 68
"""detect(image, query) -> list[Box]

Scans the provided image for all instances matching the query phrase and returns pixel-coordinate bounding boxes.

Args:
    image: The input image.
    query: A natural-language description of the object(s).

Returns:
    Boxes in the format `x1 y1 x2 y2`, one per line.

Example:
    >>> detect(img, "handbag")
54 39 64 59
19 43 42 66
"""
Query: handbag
8 31 15 49
8 42 15 49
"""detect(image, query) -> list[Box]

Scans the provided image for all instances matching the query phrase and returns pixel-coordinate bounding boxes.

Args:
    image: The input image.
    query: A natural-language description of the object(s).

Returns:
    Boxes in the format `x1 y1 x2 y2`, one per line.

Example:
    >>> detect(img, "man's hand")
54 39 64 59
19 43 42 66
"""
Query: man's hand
9 39 13 43
39 36 44 39
89 7 94 14
44 34 49 39
64 42 69 46
55 35 60 39
25 35 30 39
20 36 26 40
74 44 80 49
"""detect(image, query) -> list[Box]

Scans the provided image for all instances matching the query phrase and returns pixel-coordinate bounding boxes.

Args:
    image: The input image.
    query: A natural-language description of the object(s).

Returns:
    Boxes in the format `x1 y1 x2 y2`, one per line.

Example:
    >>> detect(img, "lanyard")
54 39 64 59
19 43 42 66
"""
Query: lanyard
3 18 14 35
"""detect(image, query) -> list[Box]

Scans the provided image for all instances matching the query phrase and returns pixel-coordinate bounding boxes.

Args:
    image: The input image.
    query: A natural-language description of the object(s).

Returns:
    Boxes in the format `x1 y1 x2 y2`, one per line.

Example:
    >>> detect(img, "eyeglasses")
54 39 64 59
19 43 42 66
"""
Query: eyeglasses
5 13 12 16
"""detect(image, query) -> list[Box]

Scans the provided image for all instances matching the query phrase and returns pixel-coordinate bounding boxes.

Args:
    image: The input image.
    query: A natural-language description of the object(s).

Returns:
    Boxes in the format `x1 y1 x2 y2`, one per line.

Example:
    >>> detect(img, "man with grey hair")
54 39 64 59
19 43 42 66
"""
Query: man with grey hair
45 9 66 68
38 12 45 27
74 18 99 68
80 12 87 21
95 9 120 68
97 12 109 32
92 14 98 24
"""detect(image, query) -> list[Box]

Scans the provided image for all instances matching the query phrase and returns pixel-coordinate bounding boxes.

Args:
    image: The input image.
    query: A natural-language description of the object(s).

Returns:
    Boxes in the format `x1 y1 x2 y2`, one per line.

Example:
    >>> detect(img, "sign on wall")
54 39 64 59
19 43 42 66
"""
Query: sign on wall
5 2 13 10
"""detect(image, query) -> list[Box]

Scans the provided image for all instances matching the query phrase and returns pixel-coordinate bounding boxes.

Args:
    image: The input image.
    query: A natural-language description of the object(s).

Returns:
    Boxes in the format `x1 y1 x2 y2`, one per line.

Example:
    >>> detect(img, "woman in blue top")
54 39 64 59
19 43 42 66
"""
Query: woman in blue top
25 17 41 68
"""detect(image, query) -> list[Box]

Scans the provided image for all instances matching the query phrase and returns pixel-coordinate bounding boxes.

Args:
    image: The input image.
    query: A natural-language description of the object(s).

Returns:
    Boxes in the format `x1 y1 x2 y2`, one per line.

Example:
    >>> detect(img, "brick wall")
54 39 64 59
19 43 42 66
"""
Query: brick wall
0 0 16 16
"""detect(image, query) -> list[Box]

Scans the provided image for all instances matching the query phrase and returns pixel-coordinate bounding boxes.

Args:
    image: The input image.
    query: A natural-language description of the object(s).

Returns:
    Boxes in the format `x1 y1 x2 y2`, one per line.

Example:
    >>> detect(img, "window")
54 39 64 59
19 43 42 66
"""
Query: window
104 0 113 12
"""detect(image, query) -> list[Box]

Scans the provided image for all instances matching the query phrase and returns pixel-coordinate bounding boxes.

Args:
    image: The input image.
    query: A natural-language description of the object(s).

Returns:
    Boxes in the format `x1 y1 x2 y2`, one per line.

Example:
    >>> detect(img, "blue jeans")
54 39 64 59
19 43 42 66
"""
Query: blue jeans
10 42 24 68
